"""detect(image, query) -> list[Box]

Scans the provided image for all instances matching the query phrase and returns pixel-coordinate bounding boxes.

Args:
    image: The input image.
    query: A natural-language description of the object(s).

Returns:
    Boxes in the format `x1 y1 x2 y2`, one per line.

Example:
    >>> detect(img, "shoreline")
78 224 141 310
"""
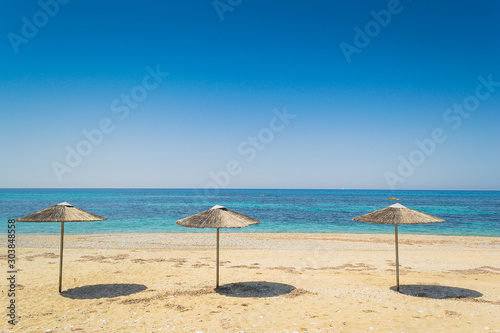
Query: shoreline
8 232 500 250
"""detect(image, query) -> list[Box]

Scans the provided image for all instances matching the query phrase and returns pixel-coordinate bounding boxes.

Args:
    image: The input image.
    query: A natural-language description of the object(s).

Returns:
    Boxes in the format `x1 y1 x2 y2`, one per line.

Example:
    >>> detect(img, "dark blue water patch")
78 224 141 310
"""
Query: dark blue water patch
1 189 499 237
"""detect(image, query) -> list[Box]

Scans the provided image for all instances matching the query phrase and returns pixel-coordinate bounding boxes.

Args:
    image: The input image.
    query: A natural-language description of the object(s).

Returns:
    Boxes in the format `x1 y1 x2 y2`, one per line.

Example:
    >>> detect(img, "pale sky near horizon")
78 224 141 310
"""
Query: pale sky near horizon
1 1 500 190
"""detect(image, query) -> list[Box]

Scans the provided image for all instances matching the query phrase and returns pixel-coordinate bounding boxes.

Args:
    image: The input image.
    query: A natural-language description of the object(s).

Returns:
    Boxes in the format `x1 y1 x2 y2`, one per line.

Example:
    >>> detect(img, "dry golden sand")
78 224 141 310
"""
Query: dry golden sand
2 233 500 332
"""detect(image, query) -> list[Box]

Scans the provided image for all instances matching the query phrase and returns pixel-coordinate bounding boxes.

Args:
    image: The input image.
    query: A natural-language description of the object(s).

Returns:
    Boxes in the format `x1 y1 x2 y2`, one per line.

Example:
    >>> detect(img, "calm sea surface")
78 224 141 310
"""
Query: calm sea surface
1 189 499 236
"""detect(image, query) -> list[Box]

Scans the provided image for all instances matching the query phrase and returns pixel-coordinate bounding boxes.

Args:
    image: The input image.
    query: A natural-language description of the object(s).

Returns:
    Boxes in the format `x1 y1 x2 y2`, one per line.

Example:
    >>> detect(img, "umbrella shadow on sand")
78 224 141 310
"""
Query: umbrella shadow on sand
391 284 483 299
61 283 147 299
215 281 296 298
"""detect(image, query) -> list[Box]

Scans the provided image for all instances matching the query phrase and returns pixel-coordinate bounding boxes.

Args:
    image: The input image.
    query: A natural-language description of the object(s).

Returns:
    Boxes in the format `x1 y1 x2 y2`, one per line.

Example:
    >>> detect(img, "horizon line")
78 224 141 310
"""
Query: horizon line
1 187 499 192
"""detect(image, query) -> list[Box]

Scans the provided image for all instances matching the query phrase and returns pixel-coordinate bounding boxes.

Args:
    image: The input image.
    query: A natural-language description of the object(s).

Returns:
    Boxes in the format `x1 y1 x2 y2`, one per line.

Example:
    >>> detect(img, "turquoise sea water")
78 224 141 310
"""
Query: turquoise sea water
1 189 499 236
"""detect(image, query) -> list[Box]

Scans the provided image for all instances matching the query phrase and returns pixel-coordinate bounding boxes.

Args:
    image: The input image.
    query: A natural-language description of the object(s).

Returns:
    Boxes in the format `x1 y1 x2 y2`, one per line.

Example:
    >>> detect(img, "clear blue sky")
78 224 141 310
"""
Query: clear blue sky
1 1 499 190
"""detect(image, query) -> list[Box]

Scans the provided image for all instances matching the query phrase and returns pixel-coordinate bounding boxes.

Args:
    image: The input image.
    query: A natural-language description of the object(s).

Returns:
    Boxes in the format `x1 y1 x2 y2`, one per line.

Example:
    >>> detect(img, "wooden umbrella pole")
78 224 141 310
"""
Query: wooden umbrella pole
59 221 65 293
216 228 220 288
395 223 400 292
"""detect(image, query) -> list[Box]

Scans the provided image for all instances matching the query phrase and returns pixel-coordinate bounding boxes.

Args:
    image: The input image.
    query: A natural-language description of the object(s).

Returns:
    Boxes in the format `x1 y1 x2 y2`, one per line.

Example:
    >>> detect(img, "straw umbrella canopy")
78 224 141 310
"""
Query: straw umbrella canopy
352 203 444 291
176 205 260 288
16 202 107 292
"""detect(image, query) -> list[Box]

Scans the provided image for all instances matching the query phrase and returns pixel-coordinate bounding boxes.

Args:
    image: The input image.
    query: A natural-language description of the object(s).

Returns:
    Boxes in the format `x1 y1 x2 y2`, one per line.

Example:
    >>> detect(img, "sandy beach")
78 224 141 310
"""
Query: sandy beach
2 233 500 332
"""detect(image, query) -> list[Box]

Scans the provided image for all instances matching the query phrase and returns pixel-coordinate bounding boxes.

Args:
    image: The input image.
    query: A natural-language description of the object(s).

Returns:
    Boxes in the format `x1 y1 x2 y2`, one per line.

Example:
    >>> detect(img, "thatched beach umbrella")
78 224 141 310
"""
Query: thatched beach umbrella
176 205 260 288
352 203 444 291
16 202 107 292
